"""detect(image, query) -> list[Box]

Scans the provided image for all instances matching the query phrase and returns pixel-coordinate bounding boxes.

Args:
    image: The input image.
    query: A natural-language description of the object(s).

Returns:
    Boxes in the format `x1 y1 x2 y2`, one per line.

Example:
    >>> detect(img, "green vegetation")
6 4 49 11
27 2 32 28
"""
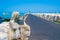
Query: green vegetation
2 19 10 22
54 21 60 24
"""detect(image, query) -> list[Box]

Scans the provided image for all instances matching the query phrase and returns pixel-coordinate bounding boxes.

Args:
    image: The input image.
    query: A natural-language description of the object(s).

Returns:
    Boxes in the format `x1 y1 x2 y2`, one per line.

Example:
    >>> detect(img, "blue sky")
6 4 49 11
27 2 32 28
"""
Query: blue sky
0 0 60 18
